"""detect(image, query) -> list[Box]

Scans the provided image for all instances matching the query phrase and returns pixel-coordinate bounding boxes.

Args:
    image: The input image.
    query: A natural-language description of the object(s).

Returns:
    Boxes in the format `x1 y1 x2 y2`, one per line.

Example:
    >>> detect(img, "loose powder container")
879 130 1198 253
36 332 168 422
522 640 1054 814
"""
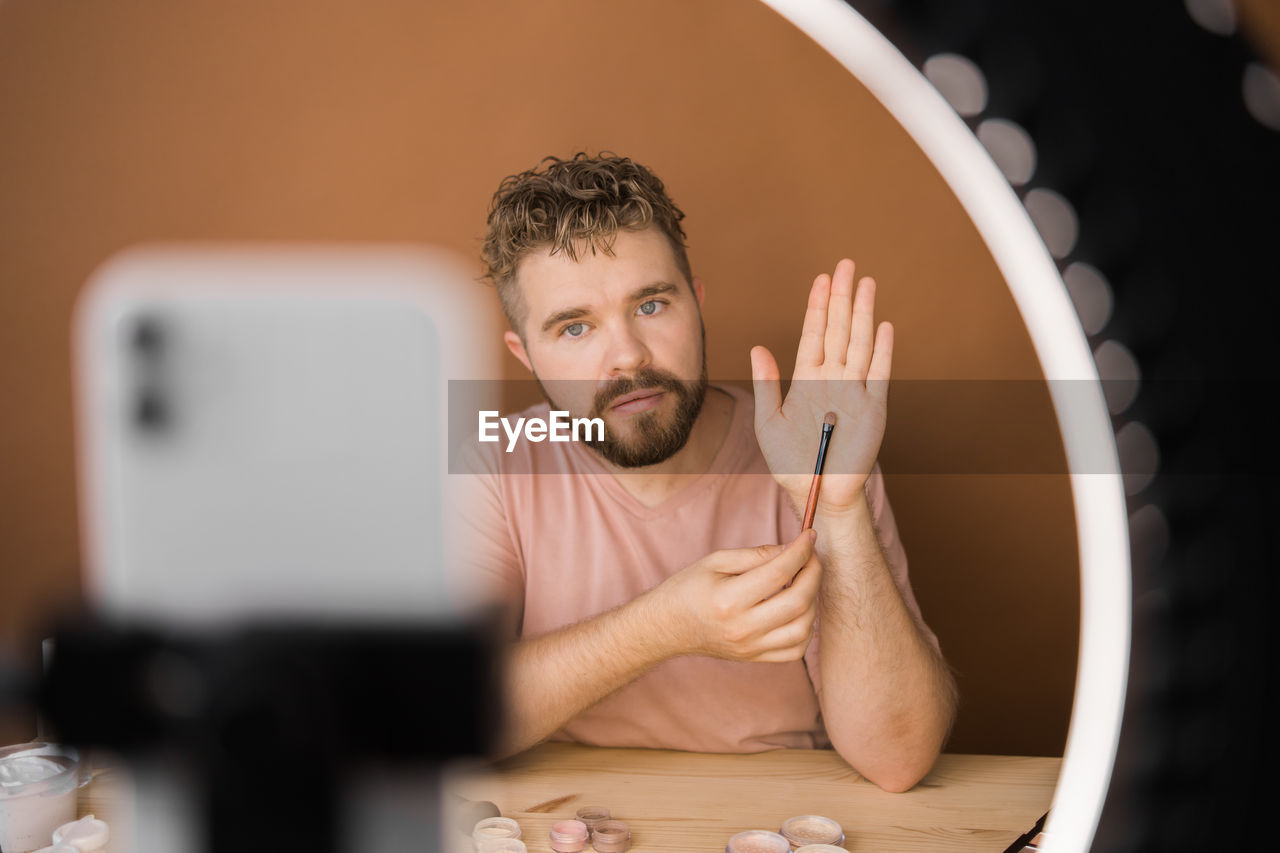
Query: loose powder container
473 816 522 851
0 743 89 853
575 805 611 832
550 819 590 853
780 815 845 848
475 839 528 853
590 818 631 853
726 829 791 853
455 799 503 835
52 814 110 851
795 846 848 853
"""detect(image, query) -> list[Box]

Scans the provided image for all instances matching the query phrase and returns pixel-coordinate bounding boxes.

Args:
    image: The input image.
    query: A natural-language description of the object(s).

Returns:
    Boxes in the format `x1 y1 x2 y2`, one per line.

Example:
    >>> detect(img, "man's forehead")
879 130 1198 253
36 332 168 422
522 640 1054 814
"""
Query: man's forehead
516 229 686 310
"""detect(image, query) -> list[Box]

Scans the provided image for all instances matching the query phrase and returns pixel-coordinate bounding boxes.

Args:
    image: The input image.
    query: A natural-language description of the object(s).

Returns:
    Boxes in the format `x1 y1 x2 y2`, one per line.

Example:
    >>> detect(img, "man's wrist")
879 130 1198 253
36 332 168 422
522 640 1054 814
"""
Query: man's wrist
784 477 873 525
622 586 691 663
811 491 876 559
814 490 872 524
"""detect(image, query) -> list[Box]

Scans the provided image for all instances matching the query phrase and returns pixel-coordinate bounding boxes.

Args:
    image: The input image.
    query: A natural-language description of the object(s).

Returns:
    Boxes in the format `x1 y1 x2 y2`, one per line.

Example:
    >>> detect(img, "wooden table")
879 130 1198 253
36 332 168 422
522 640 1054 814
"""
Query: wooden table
446 744 1060 853
80 745 1059 852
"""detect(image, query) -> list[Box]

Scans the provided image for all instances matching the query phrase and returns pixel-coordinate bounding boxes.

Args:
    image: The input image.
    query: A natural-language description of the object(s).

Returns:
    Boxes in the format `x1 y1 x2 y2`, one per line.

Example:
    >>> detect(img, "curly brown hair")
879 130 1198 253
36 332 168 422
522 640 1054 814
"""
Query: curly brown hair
481 152 692 333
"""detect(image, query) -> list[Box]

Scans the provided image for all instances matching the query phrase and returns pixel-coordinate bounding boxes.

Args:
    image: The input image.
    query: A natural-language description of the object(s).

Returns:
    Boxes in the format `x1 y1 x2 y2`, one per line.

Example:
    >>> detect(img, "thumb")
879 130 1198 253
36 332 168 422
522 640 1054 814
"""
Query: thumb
735 529 817 600
750 345 782 432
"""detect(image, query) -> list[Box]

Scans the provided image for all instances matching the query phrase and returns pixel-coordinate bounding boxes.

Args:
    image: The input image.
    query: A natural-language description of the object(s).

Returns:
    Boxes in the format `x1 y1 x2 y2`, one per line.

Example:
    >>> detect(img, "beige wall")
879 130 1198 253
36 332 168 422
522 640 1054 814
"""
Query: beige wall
0 0 1094 755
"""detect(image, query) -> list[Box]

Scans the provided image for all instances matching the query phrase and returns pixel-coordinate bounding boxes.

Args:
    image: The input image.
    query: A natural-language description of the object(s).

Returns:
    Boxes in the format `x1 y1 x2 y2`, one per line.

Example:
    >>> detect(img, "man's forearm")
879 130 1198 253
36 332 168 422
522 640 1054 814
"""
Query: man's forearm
499 590 682 757
812 495 957 792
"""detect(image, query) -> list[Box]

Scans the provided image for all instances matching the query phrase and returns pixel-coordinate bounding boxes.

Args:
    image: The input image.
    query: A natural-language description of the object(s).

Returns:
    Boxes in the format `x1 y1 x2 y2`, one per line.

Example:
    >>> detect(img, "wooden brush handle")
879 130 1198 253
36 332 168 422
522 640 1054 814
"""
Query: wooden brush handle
801 473 822 530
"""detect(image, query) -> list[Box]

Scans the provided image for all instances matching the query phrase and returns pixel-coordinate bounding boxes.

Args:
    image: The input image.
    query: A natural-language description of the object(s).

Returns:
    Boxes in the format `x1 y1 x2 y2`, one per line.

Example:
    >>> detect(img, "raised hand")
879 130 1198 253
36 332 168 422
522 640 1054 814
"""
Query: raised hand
750 259 892 516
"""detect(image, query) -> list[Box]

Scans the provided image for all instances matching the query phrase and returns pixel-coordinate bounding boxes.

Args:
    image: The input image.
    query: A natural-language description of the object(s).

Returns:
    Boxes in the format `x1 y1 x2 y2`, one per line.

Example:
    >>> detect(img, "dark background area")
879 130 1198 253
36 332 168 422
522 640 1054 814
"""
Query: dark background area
851 0 1278 850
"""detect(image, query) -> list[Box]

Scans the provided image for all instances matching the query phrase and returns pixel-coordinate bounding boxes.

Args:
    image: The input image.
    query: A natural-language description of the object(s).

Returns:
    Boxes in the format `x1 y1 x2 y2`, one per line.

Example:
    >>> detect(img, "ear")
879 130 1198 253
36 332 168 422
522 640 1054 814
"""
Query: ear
692 275 705 309
503 330 534 373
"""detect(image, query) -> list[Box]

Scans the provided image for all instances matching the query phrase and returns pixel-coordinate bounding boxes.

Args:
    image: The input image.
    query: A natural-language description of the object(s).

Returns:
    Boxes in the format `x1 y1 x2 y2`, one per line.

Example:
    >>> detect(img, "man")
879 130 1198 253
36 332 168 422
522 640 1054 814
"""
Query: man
455 153 956 792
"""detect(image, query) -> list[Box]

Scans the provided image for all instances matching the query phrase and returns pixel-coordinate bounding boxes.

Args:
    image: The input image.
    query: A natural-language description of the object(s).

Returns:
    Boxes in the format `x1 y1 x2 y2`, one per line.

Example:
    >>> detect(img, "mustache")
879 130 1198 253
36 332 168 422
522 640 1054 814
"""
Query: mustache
591 368 691 417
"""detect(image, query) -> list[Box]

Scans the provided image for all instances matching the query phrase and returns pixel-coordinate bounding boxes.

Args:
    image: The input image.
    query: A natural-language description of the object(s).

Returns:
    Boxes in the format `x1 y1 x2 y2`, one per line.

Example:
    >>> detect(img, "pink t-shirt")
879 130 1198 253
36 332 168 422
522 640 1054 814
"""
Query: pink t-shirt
451 383 936 753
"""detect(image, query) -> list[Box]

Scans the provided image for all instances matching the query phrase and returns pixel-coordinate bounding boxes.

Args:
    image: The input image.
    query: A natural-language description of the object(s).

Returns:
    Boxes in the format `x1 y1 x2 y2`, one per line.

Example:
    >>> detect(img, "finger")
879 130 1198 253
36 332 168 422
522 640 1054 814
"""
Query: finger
822 259 856 368
846 276 876 381
758 601 817 649
732 530 817 603
748 605 817 660
795 273 830 369
787 550 822 600
748 643 812 663
750 547 821 619
867 320 894 403
750 346 783 431
745 568 818 637
712 541 786 577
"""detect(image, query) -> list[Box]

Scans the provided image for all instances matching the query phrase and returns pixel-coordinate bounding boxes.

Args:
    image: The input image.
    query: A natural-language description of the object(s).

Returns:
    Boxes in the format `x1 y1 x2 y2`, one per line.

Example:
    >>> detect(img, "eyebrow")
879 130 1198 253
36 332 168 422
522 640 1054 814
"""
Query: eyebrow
539 281 682 334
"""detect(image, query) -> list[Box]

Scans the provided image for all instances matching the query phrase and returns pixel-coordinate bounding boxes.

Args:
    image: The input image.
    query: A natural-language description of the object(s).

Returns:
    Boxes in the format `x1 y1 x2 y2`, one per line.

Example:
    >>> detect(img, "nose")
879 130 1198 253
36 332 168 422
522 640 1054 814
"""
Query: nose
602 319 652 377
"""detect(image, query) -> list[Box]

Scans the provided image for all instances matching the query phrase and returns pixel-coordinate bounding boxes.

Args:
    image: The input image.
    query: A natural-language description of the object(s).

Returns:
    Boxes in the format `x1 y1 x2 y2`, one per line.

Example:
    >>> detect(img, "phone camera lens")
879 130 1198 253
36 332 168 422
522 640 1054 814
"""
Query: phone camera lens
134 388 169 432
131 317 165 360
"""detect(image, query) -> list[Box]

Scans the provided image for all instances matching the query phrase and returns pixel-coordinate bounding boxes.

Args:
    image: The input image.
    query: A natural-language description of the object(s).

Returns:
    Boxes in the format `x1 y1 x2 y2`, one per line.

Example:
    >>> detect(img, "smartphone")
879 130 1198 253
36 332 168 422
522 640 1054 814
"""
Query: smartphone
73 243 500 627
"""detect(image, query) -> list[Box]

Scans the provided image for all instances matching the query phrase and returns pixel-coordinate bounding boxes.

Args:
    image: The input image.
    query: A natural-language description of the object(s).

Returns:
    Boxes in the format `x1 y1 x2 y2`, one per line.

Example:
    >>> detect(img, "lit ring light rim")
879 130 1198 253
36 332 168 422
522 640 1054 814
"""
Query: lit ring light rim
760 2 1131 851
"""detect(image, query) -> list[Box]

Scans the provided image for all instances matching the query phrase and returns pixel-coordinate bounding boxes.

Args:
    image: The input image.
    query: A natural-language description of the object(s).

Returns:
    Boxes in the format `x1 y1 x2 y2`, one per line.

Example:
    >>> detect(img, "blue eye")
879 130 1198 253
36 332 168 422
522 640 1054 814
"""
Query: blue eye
563 323 586 338
638 300 663 316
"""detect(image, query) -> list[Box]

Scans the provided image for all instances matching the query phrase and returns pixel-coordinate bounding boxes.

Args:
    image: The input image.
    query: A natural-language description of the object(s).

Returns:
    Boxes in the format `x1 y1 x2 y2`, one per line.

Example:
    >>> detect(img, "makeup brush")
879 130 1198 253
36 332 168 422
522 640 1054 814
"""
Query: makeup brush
801 412 837 531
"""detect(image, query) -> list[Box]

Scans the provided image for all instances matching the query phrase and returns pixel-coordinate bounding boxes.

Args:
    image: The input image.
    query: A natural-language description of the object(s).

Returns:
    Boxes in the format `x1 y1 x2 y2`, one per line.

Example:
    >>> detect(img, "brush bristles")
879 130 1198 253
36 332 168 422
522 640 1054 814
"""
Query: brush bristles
823 411 837 427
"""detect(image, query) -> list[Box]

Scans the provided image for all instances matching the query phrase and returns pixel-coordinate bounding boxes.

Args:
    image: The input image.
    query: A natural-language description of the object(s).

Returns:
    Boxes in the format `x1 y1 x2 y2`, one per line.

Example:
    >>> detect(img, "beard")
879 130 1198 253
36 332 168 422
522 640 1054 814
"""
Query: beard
534 358 709 469
587 364 708 467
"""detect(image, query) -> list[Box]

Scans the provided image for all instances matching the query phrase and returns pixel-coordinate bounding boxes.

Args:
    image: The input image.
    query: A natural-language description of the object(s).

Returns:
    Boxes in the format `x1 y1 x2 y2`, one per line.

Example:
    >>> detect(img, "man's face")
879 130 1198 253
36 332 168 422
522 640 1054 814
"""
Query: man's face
503 227 708 468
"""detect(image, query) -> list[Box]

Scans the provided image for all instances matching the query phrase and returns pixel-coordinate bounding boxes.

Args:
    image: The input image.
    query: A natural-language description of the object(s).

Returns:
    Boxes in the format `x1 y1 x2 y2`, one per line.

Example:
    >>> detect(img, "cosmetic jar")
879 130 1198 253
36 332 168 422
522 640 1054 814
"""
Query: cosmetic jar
779 815 844 848
52 814 110 851
590 818 631 853
794 846 848 853
475 839 528 853
473 816 522 851
549 819 590 853
0 743 90 853
455 799 502 835
575 805 611 831
725 829 791 853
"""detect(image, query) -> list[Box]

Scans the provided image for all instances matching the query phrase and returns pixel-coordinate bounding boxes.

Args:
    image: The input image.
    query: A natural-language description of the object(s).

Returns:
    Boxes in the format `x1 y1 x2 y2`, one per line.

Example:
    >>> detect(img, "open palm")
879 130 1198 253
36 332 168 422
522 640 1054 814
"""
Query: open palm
751 259 892 515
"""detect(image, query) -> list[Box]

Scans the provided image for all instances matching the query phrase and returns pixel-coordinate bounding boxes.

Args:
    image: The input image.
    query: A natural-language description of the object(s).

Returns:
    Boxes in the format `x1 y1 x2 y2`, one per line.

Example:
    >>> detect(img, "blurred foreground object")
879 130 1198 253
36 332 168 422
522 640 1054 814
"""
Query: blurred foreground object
0 743 89 853
39 245 503 853
72 244 499 626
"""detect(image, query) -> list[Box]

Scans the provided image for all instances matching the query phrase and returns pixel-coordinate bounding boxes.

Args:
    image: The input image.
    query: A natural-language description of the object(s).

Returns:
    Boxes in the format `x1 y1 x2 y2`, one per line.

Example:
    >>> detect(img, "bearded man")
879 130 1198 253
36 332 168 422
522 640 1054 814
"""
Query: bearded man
454 153 956 793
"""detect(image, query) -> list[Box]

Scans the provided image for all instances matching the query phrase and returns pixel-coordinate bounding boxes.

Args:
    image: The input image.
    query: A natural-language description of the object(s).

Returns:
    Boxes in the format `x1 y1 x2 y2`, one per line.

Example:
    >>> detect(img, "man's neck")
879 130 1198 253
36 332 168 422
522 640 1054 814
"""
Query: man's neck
600 385 736 508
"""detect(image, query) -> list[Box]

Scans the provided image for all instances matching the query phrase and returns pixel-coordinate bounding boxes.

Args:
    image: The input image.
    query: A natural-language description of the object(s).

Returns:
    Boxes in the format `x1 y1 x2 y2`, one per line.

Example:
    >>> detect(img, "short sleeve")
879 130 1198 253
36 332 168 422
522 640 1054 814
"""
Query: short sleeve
802 463 941 699
445 442 526 637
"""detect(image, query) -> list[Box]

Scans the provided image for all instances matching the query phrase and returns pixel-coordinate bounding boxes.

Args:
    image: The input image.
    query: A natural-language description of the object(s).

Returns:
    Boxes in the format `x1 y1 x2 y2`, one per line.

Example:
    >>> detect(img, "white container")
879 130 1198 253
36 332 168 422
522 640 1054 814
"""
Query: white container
0 743 89 853
472 816 522 850
53 814 110 851
475 839 528 853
